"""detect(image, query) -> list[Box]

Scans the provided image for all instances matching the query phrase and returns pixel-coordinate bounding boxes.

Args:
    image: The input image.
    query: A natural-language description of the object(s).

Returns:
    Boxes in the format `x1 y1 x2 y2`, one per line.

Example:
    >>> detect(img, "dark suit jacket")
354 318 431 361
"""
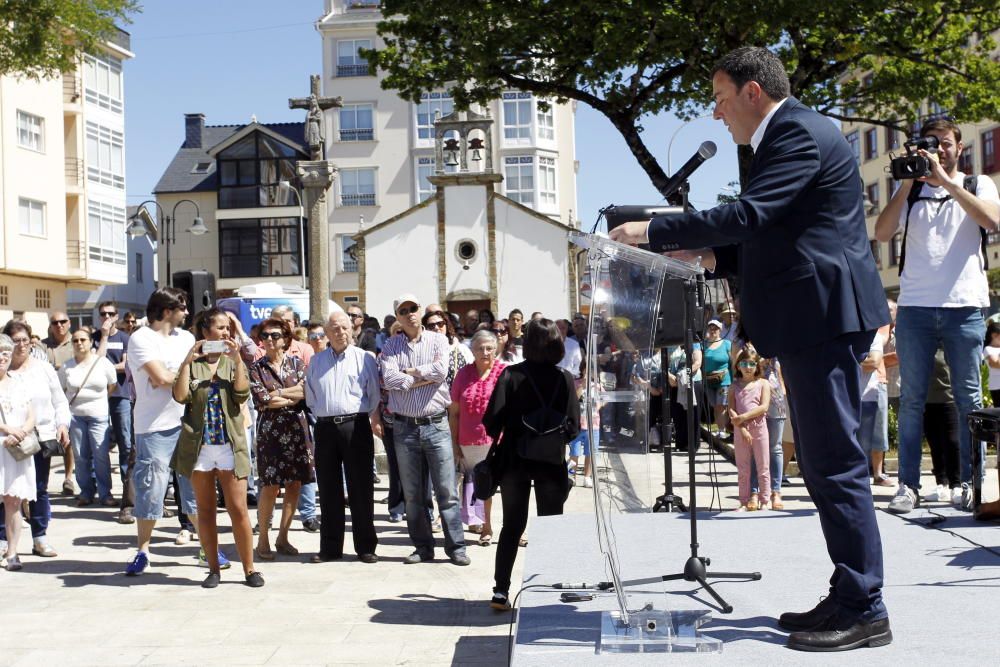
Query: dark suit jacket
647 97 889 357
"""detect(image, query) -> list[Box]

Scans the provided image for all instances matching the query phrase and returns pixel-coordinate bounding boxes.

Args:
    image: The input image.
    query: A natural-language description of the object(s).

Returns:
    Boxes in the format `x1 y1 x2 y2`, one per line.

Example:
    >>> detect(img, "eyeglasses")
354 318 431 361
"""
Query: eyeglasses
99 311 117 318
426 320 446 329
737 361 758 368
349 313 364 319
50 319 69 325
397 305 420 316
307 332 326 341
491 328 507 334
260 332 284 341
10 337 30 345
72 337 91 344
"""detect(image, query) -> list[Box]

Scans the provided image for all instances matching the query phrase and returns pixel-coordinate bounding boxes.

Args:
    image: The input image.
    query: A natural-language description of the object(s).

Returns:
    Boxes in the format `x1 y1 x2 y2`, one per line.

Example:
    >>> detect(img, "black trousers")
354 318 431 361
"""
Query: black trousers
924 402 960 488
668 383 702 452
494 457 569 593
314 418 377 558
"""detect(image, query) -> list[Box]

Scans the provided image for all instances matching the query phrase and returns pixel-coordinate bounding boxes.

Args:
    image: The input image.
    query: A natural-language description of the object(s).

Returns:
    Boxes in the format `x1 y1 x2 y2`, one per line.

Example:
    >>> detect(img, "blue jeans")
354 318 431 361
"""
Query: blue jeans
298 482 317 521
394 418 465 557
895 306 985 489
752 417 785 494
108 397 133 481
859 383 889 454
70 415 113 502
133 427 196 520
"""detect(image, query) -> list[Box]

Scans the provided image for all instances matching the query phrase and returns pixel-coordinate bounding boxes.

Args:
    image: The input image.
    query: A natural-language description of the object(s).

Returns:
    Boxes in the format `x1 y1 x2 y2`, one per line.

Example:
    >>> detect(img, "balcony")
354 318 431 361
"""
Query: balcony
339 128 374 142
65 157 84 191
66 240 86 273
340 193 376 207
337 63 371 77
63 71 81 104
108 27 131 52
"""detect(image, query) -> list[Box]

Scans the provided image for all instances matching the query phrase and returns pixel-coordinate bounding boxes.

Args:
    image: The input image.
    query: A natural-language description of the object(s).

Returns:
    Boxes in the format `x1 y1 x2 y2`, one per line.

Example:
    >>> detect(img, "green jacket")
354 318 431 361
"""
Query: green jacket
171 355 251 478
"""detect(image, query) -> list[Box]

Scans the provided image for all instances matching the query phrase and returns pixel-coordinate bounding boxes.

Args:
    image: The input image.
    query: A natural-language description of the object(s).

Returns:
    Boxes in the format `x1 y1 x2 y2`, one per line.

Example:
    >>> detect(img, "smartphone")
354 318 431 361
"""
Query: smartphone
202 340 227 354
559 592 594 603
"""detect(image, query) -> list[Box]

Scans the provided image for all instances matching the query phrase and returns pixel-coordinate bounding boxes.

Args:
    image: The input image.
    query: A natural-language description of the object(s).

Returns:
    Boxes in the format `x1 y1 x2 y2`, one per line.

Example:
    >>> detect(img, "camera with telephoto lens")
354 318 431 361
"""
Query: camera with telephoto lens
889 135 940 180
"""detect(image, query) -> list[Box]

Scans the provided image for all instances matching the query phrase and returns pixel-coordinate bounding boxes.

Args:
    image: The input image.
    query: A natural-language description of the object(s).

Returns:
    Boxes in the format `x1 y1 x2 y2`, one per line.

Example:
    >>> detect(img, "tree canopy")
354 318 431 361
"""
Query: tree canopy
0 0 139 79
368 0 1000 197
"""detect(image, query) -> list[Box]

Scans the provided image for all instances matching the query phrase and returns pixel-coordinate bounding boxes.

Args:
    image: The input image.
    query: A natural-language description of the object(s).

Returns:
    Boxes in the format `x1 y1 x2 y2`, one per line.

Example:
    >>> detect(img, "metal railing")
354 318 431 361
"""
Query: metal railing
339 128 374 141
63 71 81 103
109 27 131 52
340 193 376 207
66 240 86 269
65 158 83 188
337 63 371 77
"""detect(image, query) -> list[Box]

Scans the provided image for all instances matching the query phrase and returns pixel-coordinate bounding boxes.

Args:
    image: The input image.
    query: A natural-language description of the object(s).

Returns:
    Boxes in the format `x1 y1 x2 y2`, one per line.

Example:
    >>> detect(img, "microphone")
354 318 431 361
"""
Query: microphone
552 581 614 590
662 141 717 200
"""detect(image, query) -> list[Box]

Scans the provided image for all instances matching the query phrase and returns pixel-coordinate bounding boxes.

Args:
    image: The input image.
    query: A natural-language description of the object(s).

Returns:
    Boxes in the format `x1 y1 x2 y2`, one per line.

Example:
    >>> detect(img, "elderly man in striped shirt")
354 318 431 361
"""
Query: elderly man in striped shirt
380 293 470 566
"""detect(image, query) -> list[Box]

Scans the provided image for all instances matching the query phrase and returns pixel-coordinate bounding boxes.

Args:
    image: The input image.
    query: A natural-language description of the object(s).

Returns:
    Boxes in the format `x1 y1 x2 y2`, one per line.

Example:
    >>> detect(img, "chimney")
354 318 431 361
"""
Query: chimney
184 113 205 149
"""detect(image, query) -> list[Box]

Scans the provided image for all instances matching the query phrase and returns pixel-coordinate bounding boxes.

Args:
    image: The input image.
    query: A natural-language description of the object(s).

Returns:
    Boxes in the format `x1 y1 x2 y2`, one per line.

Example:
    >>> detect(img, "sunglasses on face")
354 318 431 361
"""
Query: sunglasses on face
397 305 420 316
51 319 69 325
308 332 326 341
99 311 117 318
426 320 446 329
491 328 507 334
349 313 364 319
737 361 757 368
260 332 284 341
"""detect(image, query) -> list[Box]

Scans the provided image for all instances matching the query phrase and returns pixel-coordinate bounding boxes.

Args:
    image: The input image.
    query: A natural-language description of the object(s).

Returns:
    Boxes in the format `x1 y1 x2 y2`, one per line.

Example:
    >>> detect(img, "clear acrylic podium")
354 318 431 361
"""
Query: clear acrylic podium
571 231 722 653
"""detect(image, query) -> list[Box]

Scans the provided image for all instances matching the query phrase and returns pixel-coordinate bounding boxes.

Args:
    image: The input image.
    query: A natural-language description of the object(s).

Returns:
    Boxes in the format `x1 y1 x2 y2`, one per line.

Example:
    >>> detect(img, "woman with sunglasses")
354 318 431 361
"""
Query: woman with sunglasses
59 329 117 508
1 333 38 570
422 311 472 389
248 317 313 560
490 321 519 363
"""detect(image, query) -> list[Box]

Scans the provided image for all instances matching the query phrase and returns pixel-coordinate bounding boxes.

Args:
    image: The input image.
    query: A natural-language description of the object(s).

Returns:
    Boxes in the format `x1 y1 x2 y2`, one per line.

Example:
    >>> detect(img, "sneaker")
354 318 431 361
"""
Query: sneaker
582 477 594 488
951 486 963 505
175 529 192 545
125 551 150 576
960 483 974 512
117 507 135 524
198 548 232 570
431 518 443 533
201 572 221 589
302 518 321 533
403 550 433 564
490 591 513 611
923 484 949 502
388 512 403 523
887 485 918 514
450 552 471 566
245 571 265 588
5 554 22 571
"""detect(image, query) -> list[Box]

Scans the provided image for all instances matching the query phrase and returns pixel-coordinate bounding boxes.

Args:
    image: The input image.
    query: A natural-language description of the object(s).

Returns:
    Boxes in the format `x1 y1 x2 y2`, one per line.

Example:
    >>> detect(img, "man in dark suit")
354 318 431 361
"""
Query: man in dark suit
611 47 891 652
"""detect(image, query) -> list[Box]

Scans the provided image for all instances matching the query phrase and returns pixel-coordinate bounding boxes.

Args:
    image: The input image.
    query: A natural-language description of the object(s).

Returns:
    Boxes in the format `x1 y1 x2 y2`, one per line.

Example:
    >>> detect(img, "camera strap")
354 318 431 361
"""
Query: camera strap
898 175 984 276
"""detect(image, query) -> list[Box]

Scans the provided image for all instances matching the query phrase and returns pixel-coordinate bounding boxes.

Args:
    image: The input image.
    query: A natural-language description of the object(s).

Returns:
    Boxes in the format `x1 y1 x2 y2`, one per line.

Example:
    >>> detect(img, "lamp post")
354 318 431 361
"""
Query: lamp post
666 113 713 174
280 180 307 289
127 198 207 287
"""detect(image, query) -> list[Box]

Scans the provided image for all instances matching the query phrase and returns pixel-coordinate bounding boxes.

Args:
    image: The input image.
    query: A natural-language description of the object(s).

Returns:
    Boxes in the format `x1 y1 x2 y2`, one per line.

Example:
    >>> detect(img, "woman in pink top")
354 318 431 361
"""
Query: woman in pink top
448 330 506 546
729 347 771 511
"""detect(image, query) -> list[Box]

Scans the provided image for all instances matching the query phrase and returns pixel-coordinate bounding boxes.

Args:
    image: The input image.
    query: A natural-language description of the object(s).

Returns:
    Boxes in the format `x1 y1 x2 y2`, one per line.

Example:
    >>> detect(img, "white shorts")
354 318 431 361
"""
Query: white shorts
193 445 234 472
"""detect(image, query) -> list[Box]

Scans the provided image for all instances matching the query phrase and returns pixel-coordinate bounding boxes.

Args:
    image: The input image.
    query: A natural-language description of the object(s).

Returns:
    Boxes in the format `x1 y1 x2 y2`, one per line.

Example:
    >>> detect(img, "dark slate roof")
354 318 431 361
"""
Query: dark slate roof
153 122 307 194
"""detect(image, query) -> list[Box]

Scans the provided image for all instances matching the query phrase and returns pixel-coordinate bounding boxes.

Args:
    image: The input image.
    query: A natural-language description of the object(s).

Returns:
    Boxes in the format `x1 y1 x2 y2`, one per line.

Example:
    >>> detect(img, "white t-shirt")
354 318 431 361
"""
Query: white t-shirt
127 325 195 434
985 345 1000 391
897 174 999 308
558 335 583 378
59 356 117 418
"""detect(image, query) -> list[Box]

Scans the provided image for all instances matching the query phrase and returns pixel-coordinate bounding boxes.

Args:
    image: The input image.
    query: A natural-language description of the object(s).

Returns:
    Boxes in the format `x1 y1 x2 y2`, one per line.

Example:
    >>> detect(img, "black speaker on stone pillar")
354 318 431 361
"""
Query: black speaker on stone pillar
173 270 216 323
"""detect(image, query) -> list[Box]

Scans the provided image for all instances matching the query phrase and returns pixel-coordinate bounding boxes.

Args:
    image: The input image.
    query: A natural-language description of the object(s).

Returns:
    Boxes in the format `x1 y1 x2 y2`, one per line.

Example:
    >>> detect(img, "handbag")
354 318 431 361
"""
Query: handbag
39 438 63 459
0 400 41 461
472 442 503 501
516 370 571 466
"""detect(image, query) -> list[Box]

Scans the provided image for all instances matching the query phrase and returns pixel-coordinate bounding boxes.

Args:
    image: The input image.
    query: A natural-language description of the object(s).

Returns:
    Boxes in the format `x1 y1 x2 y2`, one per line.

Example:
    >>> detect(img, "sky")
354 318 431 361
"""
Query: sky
123 1 740 226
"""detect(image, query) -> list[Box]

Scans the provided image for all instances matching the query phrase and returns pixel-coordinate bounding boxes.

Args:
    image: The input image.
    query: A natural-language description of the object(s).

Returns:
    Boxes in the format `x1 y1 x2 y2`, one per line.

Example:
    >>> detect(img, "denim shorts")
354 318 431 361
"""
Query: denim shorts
705 382 729 408
132 427 196 520
569 430 592 457
193 445 234 472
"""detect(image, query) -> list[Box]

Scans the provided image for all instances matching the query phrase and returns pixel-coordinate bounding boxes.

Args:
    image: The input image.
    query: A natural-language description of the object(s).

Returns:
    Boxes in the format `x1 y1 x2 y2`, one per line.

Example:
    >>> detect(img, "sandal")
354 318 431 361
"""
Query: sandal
469 525 482 534
771 492 785 510
274 541 299 556
478 533 492 547
518 537 528 548
746 495 760 511
254 546 275 561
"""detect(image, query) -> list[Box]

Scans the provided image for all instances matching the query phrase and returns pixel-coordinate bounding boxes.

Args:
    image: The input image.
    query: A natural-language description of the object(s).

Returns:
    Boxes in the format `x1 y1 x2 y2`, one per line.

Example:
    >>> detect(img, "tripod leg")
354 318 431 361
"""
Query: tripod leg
706 571 763 581
694 575 734 614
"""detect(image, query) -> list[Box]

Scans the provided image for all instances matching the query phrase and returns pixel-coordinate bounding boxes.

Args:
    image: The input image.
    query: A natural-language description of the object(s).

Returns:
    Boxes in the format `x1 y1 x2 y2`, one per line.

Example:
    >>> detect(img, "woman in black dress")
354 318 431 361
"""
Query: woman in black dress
248 317 313 560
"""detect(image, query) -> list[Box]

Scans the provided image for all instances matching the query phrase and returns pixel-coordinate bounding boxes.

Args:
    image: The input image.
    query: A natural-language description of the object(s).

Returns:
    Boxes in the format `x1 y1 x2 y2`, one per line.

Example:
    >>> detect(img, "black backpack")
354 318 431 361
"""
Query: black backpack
899 175 984 275
516 370 573 466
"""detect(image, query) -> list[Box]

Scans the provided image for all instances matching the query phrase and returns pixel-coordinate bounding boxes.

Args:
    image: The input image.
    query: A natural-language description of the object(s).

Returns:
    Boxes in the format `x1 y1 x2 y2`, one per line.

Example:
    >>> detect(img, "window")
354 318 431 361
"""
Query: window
339 168 376 207
845 131 860 165
85 121 125 189
886 177 901 201
88 200 127 265
870 240 882 268
219 218 305 278
889 233 902 267
502 92 533 144
339 104 374 141
864 128 878 160
0 285 7 306
217 132 299 208
18 198 45 237
885 127 900 151
35 289 51 310
416 157 436 203
135 252 144 283
346 0 379 7
538 156 557 210
415 93 454 141
504 156 535 206
536 103 554 141
341 235 358 272
16 111 44 152
191 161 213 174
337 39 371 77
959 145 974 174
865 182 880 215
984 129 997 174
83 53 123 113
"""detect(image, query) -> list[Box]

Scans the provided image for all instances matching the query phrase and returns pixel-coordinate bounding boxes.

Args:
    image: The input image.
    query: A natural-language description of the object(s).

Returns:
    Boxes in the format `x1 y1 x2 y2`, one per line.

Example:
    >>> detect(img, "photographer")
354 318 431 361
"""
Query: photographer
875 119 1000 514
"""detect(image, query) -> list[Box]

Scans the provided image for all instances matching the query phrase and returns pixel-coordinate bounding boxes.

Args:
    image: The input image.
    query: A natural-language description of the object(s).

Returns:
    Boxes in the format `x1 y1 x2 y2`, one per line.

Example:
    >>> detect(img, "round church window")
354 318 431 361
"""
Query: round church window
456 240 477 262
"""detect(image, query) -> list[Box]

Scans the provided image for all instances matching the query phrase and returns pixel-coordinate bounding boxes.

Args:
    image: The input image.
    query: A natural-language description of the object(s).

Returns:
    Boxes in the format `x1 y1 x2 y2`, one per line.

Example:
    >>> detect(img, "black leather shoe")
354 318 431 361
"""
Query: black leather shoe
302 518 321 533
358 553 378 564
310 553 342 563
778 595 839 631
788 614 892 652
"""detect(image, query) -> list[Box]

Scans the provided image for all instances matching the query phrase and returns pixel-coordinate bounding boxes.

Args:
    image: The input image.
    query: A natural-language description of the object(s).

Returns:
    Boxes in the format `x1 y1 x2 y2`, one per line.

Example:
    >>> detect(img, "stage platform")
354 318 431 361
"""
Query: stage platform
512 507 1000 664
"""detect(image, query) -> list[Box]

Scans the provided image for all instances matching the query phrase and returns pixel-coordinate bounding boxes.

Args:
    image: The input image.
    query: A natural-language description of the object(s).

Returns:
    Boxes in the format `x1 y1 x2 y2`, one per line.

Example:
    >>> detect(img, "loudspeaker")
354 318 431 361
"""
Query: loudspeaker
173 270 216 322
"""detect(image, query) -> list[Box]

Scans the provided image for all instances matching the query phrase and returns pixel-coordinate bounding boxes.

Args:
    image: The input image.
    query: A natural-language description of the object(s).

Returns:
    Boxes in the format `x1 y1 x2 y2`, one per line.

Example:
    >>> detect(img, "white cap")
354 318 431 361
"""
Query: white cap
393 293 421 313
706 319 723 329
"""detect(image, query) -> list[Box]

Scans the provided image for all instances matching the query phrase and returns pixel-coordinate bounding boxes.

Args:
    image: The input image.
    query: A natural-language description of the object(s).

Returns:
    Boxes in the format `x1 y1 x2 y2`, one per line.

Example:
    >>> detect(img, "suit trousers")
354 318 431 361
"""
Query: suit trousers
779 330 886 617
314 418 377 558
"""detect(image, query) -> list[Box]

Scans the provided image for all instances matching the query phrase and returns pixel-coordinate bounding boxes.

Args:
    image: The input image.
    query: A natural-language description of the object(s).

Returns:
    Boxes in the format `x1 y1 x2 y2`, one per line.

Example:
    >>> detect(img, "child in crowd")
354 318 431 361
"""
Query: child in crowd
729 347 771 511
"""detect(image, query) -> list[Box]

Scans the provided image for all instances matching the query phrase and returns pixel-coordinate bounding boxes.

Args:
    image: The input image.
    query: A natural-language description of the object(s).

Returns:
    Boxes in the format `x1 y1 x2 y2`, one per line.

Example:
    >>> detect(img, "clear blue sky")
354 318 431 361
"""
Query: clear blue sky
124 1 739 223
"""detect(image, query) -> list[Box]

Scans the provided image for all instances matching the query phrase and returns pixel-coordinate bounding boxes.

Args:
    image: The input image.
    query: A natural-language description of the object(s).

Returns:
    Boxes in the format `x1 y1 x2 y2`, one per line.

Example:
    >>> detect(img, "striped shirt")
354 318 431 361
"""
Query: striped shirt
379 330 450 417
305 345 380 417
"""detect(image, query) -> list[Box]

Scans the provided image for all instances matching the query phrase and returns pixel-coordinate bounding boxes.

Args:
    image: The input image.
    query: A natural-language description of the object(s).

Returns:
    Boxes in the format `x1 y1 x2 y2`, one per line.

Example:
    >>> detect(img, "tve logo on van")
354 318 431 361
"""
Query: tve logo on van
249 305 274 320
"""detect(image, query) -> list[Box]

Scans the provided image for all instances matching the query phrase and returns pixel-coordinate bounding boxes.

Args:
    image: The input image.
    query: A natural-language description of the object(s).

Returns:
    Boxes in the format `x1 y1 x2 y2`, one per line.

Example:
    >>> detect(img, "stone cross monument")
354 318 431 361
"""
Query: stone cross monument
289 75 341 321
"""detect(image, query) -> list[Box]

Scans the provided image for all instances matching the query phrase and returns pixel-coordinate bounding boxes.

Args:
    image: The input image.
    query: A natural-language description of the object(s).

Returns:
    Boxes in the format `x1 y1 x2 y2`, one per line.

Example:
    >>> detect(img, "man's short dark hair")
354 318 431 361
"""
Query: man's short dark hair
98 300 117 312
146 287 188 322
522 318 564 365
713 47 790 101
920 118 962 144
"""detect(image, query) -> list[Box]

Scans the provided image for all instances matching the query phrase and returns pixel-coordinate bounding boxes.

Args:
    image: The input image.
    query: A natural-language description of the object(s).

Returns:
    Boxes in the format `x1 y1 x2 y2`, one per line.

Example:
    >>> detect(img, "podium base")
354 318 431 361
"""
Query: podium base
599 608 723 654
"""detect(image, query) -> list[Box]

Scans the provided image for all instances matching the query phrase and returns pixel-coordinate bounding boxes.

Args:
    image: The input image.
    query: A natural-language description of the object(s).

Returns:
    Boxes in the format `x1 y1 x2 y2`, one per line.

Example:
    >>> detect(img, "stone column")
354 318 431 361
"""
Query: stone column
297 160 336 323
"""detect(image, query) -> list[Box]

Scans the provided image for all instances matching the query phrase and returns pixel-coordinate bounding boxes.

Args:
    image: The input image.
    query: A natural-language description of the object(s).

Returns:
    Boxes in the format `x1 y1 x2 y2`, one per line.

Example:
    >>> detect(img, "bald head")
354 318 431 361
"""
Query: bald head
325 311 352 353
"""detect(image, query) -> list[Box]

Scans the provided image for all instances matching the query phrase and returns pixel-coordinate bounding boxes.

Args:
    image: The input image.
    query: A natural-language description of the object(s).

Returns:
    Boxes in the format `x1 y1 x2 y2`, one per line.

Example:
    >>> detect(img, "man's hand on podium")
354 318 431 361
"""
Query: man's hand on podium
665 248 716 272
608 220 650 245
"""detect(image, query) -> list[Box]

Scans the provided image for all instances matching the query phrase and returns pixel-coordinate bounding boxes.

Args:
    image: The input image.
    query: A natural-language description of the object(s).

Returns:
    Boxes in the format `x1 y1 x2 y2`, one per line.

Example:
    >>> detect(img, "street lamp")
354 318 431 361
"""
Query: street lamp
280 180 307 289
667 113 713 174
127 198 206 287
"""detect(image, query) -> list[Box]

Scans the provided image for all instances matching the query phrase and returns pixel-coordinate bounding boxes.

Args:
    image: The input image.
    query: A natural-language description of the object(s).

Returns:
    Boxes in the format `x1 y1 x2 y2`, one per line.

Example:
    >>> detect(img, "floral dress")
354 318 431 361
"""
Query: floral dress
248 354 314 486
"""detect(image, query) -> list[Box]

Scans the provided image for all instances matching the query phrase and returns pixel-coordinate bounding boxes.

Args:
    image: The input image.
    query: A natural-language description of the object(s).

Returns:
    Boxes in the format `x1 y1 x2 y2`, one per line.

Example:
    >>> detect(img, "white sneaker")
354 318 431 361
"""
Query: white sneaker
582 477 594 488
960 483 974 512
175 529 192 545
951 487 963 506
887 485 918 514
923 484 949 502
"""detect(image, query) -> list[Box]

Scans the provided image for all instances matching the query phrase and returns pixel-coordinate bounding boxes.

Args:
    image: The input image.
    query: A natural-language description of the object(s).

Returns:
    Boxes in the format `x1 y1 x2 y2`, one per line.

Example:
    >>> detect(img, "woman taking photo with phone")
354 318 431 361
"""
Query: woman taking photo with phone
172 309 262 588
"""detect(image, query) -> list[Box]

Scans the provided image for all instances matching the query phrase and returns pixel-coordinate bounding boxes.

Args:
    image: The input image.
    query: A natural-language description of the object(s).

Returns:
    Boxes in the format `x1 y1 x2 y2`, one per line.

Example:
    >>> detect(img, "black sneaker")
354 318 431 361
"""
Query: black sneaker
302 518 321 533
245 571 265 588
202 572 221 589
490 591 512 611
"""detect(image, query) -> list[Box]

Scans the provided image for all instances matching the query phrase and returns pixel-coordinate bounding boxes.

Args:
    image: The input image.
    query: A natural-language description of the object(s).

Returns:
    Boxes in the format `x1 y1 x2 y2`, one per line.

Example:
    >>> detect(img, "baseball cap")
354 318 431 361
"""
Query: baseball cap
706 319 723 329
393 293 421 313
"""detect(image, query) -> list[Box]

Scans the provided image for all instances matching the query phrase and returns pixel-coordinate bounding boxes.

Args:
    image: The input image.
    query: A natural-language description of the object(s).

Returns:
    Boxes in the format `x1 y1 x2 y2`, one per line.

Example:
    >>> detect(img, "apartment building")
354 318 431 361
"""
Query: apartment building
0 29 134 333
